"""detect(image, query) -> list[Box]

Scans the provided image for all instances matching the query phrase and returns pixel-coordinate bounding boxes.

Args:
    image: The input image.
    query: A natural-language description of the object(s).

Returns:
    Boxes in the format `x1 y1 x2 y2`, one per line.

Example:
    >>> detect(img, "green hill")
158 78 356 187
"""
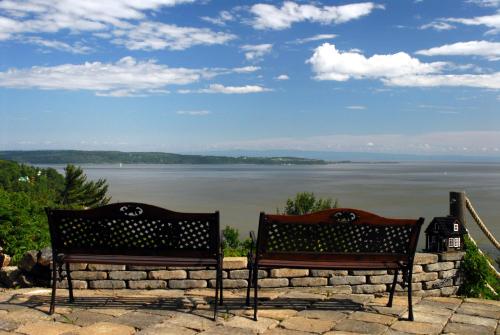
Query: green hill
0 150 327 165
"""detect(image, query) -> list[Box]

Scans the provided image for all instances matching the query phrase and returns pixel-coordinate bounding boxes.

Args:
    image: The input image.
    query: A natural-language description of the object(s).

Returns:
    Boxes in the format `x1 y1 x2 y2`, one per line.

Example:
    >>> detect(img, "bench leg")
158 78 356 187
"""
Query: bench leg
219 263 224 306
49 261 58 315
214 267 219 321
253 263 259 321
387 269 399 307
245 260 253 306
407 268 414 321
65 263 74 303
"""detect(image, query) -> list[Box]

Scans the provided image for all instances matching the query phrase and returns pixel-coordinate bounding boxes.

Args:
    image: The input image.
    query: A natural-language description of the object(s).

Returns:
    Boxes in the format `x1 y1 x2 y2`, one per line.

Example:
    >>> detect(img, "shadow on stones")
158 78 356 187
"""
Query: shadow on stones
15 295 364 317
13 295 182 311
250 297 363 312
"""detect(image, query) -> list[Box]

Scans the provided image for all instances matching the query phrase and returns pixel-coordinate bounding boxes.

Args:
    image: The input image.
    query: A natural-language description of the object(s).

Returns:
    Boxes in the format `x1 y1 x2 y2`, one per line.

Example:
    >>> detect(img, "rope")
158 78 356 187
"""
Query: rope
465 197 500 250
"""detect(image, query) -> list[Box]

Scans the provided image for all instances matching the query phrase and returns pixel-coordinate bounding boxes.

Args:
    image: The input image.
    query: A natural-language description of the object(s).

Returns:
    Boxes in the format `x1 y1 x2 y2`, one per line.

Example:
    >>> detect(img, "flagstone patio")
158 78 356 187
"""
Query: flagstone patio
0 287 497 335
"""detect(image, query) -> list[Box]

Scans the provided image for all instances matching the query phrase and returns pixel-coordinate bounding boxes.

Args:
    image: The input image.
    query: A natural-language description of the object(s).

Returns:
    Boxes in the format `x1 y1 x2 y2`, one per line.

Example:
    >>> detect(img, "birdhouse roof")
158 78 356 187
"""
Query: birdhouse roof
425 216 466 235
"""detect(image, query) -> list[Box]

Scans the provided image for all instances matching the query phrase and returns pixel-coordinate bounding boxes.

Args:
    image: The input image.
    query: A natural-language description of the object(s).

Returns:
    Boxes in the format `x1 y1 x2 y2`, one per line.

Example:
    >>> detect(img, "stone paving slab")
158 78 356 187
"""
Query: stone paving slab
401 311 449 326
198 325 255 335
457 303 500 319
16 320 80 335
281 316 335 333
224 316 279 334
263 329 314 335
443 321 495 335
390 320 443 335
56 309 114 326
349 311 396 325
243 309 298 321
0 288 497 334
296 310 347 322
112 311 167 330
333 319 388 334
136 323 196 335
164 312 218 331
450 312 498 329
64 322 136 335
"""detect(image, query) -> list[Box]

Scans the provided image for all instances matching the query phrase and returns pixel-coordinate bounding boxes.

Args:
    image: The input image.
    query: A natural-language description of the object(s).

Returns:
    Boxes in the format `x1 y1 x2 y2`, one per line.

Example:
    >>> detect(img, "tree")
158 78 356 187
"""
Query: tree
59 164 110 208
280 192 338 215
222 226 253 257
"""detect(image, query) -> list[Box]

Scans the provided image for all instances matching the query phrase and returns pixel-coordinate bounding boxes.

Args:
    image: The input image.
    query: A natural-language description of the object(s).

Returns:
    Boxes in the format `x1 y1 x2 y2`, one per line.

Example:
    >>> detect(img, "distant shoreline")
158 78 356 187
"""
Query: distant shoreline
0 150 328 165
1 150 498 165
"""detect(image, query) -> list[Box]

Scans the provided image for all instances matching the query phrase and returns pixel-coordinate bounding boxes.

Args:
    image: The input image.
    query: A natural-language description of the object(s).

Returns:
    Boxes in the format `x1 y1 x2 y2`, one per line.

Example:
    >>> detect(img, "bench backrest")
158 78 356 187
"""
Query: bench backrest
46 203 220 259
256 208 424 261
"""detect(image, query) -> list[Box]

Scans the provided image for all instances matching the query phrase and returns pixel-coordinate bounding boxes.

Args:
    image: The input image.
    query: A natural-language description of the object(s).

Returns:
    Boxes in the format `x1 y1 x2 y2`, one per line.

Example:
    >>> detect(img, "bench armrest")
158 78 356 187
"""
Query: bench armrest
249 231 256 246
247 231 257 264
220 231 225 255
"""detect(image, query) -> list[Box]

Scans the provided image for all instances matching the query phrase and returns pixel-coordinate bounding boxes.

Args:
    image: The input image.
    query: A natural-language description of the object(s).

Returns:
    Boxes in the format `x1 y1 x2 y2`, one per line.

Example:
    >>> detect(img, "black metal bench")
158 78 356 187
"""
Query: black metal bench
246 208 424 321
46 202 223 319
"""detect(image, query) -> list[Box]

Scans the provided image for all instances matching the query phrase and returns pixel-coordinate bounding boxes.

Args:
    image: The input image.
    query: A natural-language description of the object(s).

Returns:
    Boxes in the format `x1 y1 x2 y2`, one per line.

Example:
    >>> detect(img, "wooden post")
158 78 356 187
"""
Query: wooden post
450 191 466 225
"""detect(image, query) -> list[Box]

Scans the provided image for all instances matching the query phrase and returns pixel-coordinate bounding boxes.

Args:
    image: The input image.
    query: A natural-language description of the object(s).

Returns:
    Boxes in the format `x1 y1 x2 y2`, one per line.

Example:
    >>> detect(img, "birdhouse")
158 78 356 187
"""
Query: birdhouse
425 216 466 252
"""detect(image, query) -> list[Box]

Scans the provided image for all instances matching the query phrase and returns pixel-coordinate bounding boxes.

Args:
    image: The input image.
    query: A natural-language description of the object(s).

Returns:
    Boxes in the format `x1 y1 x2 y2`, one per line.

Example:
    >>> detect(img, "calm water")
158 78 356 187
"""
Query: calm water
44 162 500 256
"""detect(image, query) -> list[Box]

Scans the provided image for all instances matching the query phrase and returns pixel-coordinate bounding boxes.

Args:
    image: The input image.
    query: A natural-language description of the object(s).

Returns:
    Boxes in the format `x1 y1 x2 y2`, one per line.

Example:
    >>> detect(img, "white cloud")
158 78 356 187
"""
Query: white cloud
466 0 500 7
385 72 500 89
0 0 235 52
419 21 456 31
240 44 273 61
416 40 500 61
250 1 383 30
95 89 148 97
307 43 445 81
201 10 235 26
0 0 195 40
294 33 337 44
232 66 261 73
176 110 211 115
21 37 92 54
199 84 271 94
112 22 236 50
444 12 500 34
276 74 290 80
346 105 366 110
307 43 500 89
418 104 457 110
0 57 261 96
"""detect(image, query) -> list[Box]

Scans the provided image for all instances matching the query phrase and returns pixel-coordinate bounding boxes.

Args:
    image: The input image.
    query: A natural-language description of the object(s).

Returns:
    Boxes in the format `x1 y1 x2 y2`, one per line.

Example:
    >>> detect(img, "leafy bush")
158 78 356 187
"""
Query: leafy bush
279 192 338 215
458 235 500 300
0 189 53 263
222 226 252 257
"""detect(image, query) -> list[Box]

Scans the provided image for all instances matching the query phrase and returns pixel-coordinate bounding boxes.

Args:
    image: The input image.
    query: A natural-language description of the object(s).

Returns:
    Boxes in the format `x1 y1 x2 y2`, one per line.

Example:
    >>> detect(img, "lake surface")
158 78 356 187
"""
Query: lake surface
44 162 500 256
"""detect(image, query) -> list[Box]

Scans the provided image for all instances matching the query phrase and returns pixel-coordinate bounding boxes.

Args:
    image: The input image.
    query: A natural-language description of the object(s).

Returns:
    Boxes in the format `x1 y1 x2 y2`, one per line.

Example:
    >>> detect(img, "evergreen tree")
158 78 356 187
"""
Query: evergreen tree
59 164 110 208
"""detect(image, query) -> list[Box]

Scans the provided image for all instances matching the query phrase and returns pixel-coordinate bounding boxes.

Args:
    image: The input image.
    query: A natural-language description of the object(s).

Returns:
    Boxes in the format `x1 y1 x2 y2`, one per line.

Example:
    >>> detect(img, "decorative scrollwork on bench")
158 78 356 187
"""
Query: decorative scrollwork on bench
332 211 358 224
120 205 144 217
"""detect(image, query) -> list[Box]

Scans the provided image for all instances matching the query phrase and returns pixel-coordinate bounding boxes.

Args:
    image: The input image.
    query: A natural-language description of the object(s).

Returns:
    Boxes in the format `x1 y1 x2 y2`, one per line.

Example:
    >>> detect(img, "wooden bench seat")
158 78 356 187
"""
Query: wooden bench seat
246 208 424 321
46 202 223 319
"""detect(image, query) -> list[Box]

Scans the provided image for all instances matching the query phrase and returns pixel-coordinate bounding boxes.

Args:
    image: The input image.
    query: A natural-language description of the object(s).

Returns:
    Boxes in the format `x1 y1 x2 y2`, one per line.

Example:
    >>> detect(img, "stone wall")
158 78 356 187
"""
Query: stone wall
46 252 465 297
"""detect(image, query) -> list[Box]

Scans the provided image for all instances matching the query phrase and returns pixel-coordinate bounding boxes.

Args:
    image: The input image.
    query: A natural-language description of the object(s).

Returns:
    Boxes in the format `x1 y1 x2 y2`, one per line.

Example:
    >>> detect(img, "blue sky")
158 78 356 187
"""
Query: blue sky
0 0 499 156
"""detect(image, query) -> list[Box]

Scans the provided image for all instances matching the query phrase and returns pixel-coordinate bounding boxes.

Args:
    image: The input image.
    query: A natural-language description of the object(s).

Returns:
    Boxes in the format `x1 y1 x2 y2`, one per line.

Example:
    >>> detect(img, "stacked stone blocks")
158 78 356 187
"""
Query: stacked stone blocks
53 252 465 298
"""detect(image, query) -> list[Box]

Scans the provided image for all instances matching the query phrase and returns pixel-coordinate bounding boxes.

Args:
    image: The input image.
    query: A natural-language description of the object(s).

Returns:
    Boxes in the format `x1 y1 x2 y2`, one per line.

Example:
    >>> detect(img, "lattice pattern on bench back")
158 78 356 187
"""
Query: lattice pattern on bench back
47 203 219 257
259 208 420 255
